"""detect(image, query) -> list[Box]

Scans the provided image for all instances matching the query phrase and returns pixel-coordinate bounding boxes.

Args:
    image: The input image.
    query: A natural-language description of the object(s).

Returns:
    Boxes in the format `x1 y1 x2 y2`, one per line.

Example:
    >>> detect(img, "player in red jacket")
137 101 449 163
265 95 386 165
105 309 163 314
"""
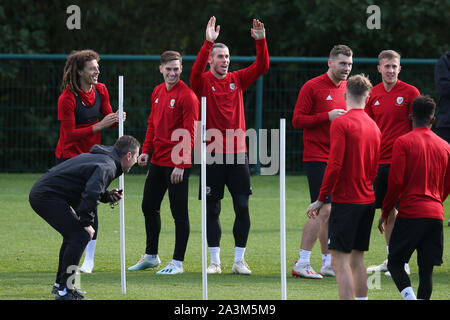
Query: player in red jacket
365 50 420 276
379 95 449 300
128 51 199 275
307 74 381 300
291 45 352 279
55 49 125 276
190 16 269 275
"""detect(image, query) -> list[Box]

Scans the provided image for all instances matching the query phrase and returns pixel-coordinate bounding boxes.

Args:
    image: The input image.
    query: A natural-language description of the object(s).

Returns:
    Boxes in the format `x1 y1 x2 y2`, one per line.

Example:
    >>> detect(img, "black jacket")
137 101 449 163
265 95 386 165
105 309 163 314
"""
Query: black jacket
29 145 123 227
435 51 450 128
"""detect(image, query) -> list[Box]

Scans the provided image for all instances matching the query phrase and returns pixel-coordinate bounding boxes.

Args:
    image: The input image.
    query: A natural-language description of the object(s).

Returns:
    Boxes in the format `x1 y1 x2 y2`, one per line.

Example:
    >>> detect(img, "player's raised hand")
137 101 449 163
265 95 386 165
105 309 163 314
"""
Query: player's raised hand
251 18 265 40
206 16 220 42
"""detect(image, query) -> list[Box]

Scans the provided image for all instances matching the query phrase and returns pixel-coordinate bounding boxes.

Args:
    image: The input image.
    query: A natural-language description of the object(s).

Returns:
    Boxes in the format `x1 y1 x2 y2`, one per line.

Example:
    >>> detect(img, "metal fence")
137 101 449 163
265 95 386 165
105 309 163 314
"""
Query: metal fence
0 54 437 174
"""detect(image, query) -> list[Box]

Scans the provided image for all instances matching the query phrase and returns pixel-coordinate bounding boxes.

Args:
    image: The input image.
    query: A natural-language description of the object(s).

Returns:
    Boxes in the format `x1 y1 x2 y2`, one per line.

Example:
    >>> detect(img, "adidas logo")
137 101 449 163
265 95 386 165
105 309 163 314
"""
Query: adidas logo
374 100 380 106
326 95 333 101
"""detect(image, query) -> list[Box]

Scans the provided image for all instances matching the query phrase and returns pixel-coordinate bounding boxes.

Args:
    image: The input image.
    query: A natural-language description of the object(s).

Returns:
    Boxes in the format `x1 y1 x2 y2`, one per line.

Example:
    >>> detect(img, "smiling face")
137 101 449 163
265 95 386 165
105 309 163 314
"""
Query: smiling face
378 57 401 87
209 45 230 79
79 59 100 89
160 59 182 90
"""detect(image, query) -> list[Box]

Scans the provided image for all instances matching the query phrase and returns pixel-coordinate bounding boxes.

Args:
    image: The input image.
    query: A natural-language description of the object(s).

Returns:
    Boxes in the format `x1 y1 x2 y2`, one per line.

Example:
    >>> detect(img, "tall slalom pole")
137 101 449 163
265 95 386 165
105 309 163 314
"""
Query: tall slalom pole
118 75 126 294
280 118 287 300
201 97 208 300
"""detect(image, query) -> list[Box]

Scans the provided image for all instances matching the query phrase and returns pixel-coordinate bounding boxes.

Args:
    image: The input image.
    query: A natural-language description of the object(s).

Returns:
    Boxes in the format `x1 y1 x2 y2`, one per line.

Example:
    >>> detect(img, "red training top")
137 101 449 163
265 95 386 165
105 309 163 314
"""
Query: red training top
318 109 381 204
365 80 420 164
190 39 269 154
382 127 450 220
292 73 347 162
55 83 114 159
142 80 199 169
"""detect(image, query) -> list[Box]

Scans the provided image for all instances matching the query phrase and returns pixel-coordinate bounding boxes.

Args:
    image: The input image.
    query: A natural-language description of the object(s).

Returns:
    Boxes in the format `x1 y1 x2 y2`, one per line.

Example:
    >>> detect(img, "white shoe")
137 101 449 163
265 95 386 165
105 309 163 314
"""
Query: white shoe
385 263 410 277
320 265 335 277
156 262 184 275
128 254 161 271
207 263 222 274
367 259 388 272
232 259 251 275
292 262 323 279
80 260 94 273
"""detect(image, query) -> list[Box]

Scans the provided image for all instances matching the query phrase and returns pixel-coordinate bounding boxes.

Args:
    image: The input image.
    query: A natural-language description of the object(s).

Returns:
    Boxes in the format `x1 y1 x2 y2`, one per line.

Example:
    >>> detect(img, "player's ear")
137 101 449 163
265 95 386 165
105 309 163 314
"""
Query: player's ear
159 64 163 74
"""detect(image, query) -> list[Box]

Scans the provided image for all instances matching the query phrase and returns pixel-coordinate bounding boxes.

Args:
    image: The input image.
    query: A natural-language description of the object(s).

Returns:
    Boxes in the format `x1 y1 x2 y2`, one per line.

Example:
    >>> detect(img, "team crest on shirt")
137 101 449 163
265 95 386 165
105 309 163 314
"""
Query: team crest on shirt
169 99 176 108
396 96 404 105
230 83 236 91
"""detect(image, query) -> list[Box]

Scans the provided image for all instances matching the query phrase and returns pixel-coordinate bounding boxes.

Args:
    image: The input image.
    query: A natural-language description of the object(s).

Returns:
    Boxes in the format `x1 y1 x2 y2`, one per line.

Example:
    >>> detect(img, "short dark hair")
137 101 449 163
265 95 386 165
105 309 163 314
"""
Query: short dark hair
114 135 140 158
160 51 182 65
411 95 436 122
210 43 229 57
329 45 353 59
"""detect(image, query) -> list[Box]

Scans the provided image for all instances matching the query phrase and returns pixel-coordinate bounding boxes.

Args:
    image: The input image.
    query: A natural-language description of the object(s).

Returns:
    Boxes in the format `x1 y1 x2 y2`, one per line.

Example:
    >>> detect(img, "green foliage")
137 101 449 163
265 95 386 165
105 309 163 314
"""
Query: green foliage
0 0 448 57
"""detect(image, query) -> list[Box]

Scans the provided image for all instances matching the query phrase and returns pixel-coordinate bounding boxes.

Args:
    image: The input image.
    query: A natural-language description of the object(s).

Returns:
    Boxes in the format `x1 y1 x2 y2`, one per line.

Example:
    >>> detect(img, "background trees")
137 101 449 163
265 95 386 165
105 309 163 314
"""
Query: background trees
1 0 448 58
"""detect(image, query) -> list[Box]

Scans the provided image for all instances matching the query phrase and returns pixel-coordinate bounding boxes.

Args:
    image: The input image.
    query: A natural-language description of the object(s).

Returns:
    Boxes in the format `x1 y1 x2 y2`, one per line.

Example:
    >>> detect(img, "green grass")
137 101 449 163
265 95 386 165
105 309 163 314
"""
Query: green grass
0 173 448 300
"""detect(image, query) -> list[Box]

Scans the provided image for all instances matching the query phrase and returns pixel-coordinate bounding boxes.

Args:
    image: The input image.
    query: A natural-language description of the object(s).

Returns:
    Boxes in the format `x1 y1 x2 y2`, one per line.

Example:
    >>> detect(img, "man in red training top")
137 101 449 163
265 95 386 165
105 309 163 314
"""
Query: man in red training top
307 74 381 300
190 16 269 275
55 49 126 275
365 50 420 276
128 51 199 275
292 45 353 279
380 95 450 300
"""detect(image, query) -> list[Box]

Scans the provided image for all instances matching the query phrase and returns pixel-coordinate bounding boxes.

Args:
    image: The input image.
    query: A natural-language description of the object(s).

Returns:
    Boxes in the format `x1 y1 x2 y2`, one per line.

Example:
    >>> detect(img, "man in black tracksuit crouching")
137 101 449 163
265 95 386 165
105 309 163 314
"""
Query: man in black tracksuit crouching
29 135 140 300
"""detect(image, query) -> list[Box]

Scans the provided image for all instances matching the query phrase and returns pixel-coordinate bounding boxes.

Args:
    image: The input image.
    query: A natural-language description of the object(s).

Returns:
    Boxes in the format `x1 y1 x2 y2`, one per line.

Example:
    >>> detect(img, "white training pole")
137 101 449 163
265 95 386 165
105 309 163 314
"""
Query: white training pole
201 97 208 300
280 118 287 300
118 75 126 294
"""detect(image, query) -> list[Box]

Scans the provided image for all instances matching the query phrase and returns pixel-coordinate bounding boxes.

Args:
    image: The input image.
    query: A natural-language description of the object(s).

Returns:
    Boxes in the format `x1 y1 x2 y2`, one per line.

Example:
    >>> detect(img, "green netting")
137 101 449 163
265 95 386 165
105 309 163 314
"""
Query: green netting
0 55 437 173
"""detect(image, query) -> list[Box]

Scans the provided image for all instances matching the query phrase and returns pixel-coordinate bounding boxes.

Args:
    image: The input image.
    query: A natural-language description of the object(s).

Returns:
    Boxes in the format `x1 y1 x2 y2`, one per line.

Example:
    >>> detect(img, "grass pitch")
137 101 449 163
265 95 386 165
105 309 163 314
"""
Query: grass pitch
0 173 448 300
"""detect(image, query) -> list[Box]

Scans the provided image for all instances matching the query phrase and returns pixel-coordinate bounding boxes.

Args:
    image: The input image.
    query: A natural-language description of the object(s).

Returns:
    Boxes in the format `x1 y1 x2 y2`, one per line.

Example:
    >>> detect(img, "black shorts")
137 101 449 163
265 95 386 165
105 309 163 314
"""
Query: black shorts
388 217 443 267
304 161 331 203
373 164 400 209
328 202 375 253
373 164 390 208
198 153 252 201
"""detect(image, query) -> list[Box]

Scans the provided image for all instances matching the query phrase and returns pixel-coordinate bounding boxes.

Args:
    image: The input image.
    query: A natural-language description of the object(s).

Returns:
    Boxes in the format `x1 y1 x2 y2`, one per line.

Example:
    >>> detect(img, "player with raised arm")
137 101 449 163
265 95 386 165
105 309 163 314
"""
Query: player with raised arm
190 16 269 275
